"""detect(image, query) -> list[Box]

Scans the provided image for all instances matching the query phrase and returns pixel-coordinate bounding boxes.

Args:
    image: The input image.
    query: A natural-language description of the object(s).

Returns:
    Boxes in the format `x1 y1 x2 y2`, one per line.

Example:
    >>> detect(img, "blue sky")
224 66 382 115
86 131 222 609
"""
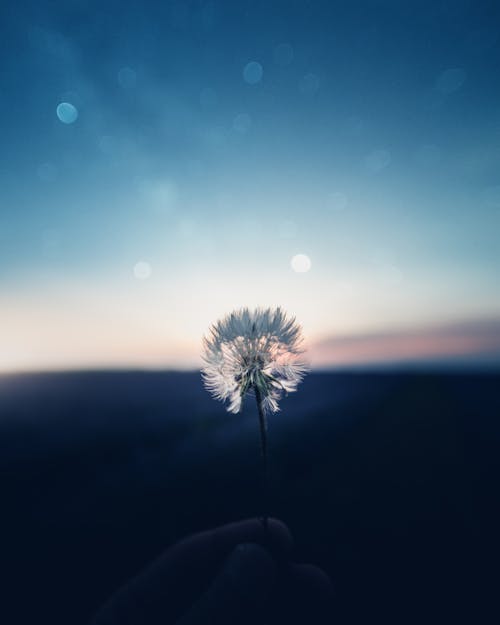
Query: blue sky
1 0 500 370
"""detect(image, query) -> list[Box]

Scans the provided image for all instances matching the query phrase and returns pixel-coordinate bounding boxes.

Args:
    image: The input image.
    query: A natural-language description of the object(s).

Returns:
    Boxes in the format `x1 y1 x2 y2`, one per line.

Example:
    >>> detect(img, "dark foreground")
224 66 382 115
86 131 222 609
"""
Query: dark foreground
0 371 498 624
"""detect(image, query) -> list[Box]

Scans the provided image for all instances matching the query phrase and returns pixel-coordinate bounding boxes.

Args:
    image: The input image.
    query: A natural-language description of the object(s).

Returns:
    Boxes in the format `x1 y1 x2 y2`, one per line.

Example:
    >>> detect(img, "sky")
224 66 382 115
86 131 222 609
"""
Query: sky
1 0 500 371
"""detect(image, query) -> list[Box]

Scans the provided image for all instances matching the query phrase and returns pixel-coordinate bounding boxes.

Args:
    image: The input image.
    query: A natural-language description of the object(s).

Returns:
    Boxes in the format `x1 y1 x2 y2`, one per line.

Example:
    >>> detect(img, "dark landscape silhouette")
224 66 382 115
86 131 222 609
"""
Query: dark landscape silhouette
1 370 498 623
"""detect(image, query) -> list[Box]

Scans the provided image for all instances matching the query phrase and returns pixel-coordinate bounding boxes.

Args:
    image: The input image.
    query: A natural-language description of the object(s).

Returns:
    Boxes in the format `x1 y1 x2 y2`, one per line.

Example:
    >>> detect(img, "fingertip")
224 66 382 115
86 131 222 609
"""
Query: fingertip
282 563 335 624
220 543 276 599
211 517 294 561
265 517 294 557
176 543 276 625
290 563 335 597
266 562 335 624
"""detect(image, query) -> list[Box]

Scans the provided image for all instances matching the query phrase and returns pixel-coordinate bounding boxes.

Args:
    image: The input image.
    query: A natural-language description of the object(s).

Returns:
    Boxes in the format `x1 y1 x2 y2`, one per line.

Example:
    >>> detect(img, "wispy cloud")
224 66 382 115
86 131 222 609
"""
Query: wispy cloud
310 319 500 369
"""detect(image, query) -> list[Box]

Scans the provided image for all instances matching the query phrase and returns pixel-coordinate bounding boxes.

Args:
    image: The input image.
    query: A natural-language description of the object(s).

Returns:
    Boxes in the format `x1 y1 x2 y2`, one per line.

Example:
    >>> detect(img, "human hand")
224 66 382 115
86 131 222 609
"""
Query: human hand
90 518 333 624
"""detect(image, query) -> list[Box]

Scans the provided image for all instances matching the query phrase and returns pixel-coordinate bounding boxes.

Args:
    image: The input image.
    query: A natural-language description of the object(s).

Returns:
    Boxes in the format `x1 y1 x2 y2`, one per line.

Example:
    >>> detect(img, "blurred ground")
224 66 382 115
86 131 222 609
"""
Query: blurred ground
0 371 498 624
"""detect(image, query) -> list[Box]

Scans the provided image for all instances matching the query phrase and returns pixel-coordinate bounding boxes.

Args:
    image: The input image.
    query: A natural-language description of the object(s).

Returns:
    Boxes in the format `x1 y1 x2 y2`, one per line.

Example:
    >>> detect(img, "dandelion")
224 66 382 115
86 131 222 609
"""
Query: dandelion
202 307 308 526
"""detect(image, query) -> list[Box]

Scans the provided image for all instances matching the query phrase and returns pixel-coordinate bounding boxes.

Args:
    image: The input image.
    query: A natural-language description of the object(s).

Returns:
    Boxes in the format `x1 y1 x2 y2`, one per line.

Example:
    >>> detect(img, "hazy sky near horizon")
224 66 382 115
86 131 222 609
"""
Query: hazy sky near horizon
1 0 500 371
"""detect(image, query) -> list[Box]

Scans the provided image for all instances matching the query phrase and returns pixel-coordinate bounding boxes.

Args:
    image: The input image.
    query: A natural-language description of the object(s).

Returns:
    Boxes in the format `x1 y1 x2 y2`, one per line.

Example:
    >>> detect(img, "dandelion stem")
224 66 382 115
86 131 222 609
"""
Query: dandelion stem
254 384 269 530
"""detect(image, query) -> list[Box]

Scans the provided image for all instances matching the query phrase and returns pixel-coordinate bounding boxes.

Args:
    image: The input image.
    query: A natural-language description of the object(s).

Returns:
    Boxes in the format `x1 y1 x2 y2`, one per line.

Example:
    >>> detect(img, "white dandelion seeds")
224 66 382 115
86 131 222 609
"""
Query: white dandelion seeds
202 306 308 526
202 306 307 414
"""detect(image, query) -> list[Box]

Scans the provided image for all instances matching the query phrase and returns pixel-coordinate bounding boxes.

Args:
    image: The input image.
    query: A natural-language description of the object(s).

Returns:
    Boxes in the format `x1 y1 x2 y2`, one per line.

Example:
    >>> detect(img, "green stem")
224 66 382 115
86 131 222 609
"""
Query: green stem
254 384 269 530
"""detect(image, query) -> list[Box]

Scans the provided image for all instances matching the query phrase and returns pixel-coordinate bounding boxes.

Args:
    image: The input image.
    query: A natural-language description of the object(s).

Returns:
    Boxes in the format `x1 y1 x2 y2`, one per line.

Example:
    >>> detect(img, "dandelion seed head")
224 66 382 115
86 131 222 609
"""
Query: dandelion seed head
202 307 308 414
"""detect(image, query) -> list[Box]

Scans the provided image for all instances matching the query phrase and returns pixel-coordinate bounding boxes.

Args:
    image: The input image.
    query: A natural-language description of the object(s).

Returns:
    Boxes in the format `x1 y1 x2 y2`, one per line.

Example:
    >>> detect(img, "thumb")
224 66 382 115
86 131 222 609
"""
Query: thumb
175 543 276 625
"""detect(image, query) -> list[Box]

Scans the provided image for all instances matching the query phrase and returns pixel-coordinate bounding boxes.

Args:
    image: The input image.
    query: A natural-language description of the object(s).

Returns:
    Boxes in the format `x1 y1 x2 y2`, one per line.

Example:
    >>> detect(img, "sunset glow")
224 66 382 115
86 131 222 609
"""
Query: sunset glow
1 2 499 373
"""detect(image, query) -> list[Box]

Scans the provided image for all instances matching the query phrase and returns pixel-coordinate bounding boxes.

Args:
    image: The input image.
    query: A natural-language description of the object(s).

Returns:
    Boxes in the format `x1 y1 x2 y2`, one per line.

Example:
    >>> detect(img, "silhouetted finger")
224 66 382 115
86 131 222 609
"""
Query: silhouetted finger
90 518 292 625
271 563 334 624
175 543 276 625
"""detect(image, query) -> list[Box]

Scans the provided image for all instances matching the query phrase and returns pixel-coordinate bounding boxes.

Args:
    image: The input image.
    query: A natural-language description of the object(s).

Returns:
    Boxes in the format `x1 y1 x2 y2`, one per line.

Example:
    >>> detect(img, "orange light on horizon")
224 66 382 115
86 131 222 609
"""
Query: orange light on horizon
309 320 500 368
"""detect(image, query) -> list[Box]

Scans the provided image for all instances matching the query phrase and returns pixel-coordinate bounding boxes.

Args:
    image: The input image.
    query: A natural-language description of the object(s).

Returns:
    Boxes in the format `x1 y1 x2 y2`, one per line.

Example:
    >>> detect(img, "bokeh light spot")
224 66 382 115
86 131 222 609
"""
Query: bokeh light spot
243 61 263 85
291 254 311 273
56 102 78 124
133 261 152 280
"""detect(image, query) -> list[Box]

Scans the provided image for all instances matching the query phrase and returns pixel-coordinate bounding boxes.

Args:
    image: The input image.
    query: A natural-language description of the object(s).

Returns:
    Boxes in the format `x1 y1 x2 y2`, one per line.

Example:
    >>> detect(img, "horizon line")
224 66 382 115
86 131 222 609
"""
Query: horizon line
1 361 499 378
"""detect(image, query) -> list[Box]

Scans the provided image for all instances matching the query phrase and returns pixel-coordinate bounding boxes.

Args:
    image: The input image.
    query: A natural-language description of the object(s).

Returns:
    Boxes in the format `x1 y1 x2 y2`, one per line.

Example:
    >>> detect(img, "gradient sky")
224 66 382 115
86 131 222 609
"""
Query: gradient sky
1 0 500 371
